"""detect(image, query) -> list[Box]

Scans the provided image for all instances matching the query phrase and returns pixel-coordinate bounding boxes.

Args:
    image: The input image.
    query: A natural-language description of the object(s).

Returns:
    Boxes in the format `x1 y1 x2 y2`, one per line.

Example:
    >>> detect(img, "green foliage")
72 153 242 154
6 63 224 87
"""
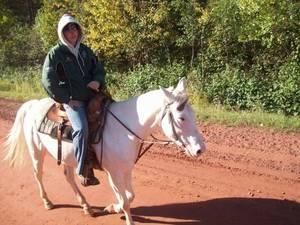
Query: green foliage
271 61 300 116
0 1 16 38
81 0 206 66
1 0 42 24
106 62 187 99
1 0 299 117
170 0 206 66
195 0 300 116
198 60 299 116
81 0 133 64
124 0 173 65
0 24 44 68
203 66 262 111
202 0 299 72
1 66 299 132
0 66 45 100
0 1 44 68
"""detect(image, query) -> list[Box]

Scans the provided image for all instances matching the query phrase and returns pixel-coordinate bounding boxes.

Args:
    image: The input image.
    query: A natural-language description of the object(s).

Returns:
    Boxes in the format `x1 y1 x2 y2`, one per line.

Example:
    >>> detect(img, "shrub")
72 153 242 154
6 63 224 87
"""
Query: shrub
270 61 300 116
0 25 44 68
204 66 267 111
106 62 187 99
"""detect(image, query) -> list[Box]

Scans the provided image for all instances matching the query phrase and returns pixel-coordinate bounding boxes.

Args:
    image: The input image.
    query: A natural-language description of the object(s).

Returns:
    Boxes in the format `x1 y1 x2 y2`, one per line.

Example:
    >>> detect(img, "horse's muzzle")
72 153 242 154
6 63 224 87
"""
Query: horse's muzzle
195 143 206 156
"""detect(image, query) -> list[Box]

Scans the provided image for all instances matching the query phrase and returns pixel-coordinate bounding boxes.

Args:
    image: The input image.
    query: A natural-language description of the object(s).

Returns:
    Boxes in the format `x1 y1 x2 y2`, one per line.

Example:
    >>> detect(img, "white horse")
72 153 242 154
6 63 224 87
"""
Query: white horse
4 78 205 225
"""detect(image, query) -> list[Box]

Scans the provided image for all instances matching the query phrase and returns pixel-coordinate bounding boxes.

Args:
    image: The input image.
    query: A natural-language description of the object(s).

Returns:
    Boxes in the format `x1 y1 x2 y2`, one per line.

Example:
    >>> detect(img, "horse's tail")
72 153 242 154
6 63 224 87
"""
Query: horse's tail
3 100 36 168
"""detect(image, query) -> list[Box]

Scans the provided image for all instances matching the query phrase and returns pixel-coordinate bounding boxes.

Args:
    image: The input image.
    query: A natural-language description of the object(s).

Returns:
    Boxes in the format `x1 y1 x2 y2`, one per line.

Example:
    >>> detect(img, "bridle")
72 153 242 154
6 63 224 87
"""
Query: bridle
106 102 187 163
160 103 187 148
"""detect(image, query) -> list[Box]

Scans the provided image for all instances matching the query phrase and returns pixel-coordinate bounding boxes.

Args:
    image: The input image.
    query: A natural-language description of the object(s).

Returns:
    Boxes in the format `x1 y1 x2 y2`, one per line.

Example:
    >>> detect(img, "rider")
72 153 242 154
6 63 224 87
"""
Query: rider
41 13 106 186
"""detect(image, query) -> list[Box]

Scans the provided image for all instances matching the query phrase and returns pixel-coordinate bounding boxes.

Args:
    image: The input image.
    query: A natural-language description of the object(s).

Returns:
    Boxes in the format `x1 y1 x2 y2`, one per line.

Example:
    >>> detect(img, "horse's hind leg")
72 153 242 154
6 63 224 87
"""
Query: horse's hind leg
27 142 54 210
63 165 94 216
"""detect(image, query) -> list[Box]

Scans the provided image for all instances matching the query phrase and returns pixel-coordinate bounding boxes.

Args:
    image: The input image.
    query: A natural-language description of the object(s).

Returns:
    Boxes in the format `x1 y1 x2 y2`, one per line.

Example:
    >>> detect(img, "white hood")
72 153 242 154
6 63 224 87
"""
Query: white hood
57 14 83 57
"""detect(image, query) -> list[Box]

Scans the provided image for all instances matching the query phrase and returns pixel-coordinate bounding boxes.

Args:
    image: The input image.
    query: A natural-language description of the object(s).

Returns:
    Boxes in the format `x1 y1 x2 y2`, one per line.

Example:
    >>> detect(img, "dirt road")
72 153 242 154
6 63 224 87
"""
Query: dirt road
0 98 299 225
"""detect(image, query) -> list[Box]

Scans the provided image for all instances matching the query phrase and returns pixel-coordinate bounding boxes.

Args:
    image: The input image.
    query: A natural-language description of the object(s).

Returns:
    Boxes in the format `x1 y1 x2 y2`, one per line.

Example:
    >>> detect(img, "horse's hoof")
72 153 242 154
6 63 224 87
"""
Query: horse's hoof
44 201 54 210
83 207 95 217
104 204 115 213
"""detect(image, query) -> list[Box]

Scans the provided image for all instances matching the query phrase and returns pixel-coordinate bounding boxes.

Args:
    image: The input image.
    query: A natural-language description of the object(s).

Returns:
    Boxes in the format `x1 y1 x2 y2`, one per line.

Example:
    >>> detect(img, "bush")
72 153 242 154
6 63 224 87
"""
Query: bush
203 66 267 111
106 62 188 99
0 25 44 68
270 61 300 116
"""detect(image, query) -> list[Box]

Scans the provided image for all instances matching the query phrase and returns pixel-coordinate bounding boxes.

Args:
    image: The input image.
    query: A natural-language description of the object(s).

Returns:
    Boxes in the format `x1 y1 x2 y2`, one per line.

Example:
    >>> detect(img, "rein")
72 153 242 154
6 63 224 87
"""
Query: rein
106 106 176 163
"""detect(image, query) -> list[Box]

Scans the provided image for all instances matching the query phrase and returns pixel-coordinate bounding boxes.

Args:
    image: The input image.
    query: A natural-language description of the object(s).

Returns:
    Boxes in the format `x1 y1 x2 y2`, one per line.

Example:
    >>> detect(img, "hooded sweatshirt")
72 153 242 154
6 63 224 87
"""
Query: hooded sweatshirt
42 14 106 103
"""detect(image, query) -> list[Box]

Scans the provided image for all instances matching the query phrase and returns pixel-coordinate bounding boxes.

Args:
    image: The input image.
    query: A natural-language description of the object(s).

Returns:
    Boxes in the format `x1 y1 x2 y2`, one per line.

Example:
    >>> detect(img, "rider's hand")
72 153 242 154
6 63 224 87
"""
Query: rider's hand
87 81 100 92
68 100 82 108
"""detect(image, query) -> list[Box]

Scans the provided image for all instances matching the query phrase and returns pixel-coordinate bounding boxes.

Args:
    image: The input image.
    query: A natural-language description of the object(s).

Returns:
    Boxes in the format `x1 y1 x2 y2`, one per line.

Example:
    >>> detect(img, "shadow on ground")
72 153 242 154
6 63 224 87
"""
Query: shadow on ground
129 197 300 225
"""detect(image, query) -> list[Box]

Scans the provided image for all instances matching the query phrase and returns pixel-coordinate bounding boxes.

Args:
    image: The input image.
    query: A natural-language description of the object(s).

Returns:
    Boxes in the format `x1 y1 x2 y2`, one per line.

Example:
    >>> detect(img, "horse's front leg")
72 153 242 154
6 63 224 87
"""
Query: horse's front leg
105 172 134 225
63 165 94 216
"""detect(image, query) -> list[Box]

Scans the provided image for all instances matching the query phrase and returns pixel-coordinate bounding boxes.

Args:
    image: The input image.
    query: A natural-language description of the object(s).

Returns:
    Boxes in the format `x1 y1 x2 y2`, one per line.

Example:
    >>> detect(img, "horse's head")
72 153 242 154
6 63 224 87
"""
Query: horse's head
159 78 206 157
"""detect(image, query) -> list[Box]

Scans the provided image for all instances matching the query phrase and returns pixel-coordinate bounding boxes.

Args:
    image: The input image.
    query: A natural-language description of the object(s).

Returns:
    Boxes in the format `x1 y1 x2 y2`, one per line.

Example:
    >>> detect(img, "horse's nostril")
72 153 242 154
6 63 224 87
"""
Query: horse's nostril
196 149 202 155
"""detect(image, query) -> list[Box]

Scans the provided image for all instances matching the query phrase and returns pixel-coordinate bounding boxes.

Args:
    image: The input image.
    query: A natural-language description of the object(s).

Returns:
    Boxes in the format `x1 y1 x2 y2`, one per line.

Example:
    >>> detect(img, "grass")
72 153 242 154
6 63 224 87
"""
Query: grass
0 80 46 100
1 66 299 132
0 66 46 101
187 89 300 132
193 103 300 132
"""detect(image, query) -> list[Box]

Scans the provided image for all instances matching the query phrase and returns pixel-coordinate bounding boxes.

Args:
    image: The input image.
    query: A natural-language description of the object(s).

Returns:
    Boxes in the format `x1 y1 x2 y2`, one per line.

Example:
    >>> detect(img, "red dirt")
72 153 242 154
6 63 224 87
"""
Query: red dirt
0 98 299 225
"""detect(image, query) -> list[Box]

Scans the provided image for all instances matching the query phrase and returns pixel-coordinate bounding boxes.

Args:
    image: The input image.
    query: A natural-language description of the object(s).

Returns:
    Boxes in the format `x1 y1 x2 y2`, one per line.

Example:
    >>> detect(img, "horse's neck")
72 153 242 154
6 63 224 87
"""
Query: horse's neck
136 90 163 129
111 90 163 138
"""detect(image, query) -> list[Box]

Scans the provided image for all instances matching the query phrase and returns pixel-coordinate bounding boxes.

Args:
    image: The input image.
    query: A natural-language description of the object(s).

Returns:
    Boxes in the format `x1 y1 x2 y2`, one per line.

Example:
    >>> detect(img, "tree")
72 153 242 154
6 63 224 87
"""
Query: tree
1 0 42 24
82 0 205 67
0 0 15 37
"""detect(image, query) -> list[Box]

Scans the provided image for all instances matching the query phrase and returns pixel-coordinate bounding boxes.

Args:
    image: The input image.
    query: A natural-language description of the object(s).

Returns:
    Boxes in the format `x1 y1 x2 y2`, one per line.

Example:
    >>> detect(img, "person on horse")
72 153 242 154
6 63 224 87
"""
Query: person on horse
41 13 106 186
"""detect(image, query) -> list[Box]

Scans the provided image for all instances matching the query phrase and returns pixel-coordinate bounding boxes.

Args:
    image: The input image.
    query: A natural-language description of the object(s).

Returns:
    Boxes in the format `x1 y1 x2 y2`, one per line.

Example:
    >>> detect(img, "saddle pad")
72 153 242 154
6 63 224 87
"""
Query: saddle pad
39 117 73 140
34 98 72 141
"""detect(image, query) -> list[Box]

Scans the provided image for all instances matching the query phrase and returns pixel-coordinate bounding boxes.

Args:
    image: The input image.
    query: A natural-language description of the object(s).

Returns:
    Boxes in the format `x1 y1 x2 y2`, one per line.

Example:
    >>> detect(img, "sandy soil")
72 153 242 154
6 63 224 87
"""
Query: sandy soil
0 98 299 225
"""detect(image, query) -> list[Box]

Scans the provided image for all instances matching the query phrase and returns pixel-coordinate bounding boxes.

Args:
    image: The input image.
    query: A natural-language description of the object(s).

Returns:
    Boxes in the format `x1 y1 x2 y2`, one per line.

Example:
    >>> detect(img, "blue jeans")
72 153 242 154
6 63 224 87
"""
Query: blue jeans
63 102 88 176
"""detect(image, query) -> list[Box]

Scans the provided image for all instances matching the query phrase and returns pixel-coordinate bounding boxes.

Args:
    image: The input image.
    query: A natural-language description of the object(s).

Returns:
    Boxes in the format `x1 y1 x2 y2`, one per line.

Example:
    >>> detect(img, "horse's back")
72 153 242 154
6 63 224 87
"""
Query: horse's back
23 98 76 166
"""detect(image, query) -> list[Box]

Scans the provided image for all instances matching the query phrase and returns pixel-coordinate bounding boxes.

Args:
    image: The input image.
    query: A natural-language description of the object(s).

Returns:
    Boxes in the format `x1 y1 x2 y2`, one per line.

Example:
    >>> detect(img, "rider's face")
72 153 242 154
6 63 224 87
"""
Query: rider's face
63 23 79 47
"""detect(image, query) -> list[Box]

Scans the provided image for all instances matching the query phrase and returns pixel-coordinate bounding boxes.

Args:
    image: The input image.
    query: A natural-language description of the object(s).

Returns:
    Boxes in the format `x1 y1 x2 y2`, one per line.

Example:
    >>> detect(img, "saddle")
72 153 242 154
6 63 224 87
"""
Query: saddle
39 92 111 168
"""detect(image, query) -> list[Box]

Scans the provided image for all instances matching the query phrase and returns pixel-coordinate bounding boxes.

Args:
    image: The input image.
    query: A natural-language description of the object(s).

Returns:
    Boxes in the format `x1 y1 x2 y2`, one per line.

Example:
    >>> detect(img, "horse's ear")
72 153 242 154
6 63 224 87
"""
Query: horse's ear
167 86 174 92
175 77 187 93
160 87 175 103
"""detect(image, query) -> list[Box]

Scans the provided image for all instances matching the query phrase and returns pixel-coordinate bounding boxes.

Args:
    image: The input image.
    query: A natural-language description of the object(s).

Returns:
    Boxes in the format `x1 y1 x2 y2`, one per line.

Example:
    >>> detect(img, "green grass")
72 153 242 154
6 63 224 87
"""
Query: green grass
1 66 299 132
0 66 46 101
194 103 300 132
0 80 46 100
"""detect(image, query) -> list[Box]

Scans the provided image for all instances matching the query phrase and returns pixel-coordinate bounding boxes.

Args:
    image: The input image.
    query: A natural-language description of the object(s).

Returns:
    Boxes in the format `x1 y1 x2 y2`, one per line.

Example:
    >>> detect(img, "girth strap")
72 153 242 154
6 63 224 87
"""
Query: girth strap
57 119 69 165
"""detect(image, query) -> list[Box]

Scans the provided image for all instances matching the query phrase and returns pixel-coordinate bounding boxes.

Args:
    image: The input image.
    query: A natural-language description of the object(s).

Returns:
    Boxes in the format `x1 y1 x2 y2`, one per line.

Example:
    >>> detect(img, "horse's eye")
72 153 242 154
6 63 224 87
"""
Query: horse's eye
179 117 185 121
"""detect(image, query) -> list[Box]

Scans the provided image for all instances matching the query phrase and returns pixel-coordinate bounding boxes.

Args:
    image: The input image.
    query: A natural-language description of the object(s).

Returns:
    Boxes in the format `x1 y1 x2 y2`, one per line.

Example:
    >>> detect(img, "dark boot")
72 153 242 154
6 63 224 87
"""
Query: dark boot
79 167 100 187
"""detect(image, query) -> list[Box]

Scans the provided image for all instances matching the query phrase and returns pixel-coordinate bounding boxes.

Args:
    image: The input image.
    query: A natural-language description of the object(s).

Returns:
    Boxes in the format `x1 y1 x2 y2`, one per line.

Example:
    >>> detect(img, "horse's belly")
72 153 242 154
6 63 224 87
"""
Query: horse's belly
38 133 76 166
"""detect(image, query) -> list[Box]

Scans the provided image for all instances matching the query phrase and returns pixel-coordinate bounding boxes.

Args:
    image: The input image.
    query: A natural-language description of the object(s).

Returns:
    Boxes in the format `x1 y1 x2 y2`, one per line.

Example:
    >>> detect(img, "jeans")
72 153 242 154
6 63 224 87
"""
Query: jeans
63 102 88 176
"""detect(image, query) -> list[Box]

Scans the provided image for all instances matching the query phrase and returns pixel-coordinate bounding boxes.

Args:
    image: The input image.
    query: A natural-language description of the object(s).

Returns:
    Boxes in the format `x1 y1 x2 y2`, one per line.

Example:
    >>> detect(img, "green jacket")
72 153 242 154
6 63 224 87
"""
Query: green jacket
42 42 106 103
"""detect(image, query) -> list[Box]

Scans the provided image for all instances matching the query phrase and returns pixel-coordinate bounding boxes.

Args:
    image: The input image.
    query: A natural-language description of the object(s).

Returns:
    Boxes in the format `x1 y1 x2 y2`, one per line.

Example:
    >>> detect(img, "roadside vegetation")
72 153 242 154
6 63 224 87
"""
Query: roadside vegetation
0 0 299 132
